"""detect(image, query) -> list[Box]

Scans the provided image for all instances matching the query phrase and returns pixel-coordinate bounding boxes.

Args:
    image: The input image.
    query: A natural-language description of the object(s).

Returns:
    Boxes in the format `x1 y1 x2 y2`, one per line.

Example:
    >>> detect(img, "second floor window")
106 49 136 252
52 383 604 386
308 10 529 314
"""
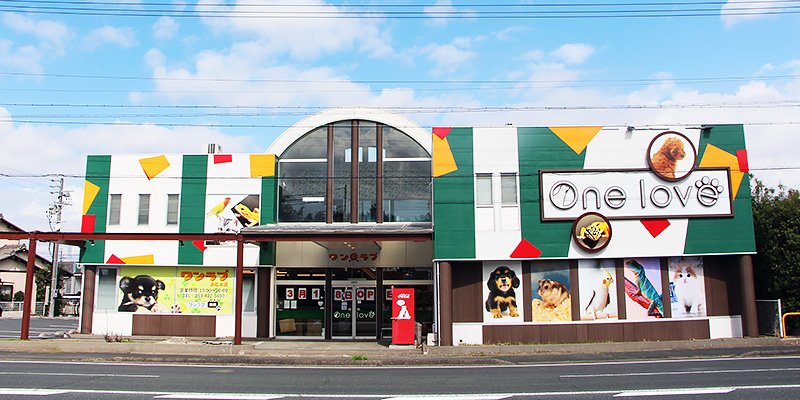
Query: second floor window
167 194 180 225
108 194 121 225
138 194 150 225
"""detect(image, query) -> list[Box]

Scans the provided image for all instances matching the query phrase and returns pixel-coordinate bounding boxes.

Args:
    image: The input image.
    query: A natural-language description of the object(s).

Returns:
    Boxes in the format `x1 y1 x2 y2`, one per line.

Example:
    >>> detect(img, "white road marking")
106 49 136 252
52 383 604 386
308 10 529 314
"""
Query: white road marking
154 394 283 399
561 367 800 378
0 371 158 378
0 388 69 396
0 355 798 371
383 396 511 400
614 387 735 397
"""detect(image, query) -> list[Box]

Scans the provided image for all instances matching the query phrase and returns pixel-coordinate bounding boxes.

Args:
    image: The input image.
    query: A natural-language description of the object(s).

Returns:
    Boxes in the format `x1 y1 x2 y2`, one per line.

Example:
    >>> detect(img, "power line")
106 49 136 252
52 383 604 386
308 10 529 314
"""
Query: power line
1 0 800 19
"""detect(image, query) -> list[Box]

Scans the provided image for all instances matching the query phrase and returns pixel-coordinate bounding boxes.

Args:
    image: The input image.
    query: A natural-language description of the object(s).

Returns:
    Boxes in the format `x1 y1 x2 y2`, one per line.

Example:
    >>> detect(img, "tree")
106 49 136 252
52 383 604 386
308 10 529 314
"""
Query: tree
751 177 800 327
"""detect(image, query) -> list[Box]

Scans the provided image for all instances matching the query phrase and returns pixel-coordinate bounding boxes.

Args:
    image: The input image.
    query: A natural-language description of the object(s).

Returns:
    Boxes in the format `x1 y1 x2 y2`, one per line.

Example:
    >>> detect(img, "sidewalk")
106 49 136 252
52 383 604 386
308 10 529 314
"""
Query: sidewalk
0 334 798 366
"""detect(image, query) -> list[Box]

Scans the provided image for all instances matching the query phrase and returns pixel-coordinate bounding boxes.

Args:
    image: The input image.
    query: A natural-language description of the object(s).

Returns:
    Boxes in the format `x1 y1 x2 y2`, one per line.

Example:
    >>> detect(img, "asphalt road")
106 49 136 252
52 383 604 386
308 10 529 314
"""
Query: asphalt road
0 317 78 339
0 356 798 399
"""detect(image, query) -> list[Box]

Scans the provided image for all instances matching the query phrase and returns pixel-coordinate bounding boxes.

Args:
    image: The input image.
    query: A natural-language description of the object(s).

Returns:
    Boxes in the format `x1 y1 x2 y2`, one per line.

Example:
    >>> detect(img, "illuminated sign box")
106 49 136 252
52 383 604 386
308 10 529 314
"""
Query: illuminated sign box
540 168 733 221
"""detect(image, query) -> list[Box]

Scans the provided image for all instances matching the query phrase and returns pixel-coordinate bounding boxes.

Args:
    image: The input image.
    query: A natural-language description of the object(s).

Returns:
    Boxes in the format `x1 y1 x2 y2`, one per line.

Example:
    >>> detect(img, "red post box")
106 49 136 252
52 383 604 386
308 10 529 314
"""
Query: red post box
391 287 415 345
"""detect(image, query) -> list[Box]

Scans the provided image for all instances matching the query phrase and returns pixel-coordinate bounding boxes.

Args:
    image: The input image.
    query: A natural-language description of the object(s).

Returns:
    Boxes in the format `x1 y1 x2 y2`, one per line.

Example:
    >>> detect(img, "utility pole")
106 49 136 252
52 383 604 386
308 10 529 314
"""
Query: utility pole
46 176 70 317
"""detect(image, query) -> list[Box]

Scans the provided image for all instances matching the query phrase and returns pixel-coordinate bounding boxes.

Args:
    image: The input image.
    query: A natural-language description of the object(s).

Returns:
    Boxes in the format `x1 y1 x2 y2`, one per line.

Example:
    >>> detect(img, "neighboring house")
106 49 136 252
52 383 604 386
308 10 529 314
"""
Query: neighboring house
0 214 53 305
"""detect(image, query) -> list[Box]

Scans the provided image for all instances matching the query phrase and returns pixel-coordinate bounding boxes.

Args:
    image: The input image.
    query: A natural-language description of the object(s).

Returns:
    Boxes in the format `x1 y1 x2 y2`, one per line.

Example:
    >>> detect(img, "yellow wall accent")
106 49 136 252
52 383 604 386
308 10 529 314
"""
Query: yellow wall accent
120 254 156 265
549 126 603 155
83 180 100 215
138 155 171 180
699 144 744 198
250 154 276 177
433 136 458 177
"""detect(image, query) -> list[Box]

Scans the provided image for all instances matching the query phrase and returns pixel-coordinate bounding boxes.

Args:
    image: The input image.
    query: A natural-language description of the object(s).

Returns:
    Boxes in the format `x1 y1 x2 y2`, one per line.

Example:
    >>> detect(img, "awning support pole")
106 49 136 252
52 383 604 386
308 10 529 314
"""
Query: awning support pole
234 236 244 345
21 238 38 340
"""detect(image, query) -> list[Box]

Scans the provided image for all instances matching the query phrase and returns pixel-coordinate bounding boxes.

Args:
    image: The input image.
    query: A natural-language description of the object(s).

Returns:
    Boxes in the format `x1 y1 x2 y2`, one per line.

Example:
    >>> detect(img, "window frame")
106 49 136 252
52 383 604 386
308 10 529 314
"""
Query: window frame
475 173 494 207
137 194 150 226
166 194 180 226
108 194 122 226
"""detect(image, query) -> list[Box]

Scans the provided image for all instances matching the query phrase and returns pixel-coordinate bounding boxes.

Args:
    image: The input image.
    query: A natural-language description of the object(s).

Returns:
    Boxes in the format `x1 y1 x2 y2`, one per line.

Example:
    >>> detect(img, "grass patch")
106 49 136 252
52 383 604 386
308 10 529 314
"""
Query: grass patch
351 355 368 361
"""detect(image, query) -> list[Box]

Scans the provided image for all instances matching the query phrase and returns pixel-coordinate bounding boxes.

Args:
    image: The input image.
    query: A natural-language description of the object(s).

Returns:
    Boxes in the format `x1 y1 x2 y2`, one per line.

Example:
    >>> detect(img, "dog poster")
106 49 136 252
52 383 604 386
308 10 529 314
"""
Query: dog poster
482 262 523 323
623 258 664 320
175 267 234 314
668 256 707 318
530 261 572 322
117 266 177 313
578 259 618 321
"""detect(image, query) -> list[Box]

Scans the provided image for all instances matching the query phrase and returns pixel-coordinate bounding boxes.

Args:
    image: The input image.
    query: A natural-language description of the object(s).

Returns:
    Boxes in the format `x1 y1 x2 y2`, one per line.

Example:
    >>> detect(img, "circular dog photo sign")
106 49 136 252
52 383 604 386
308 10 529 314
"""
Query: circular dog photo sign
646 131 697 182
572 212 612 253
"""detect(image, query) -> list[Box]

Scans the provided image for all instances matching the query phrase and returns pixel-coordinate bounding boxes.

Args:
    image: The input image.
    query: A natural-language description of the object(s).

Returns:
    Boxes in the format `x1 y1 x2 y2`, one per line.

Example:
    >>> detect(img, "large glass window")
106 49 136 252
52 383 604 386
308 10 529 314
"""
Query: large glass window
279 162 327 222
277 120 431 223
332 123 351 222
358 123 378 222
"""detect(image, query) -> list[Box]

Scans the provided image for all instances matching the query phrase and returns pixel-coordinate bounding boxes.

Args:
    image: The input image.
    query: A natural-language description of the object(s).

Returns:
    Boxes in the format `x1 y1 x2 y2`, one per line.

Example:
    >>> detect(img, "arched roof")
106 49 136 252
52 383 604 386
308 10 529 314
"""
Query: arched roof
267 107 432 156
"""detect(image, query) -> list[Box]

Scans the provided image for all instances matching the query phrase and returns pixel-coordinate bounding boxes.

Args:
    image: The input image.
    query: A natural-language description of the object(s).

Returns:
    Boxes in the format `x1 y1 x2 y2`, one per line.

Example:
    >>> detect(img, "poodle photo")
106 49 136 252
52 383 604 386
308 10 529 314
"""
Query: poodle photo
650 136 686 180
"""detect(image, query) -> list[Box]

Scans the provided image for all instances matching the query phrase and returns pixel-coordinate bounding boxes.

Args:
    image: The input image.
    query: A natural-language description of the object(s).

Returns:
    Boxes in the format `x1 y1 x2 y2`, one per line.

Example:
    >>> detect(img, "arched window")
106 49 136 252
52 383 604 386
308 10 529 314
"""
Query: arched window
278 120 431 223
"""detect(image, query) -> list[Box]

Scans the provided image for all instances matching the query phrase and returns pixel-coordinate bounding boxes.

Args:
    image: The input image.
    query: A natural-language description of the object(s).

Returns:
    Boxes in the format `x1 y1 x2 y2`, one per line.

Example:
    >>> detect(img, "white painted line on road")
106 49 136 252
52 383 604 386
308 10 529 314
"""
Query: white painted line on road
614 387 735 397
383 396 511 400
561 367 800 378
0 371 158 378
154 394 283 400
0 388 69 396
1 355 799 371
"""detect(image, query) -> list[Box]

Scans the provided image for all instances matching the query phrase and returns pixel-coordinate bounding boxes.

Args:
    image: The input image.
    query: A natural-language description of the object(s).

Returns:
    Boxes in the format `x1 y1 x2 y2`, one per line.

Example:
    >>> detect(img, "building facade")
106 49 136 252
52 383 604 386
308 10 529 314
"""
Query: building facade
79 109 756 345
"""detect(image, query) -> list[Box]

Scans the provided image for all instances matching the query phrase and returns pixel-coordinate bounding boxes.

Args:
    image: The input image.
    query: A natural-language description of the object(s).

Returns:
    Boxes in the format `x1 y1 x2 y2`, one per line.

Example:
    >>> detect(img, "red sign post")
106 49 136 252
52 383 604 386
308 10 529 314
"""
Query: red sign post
391 287 415 345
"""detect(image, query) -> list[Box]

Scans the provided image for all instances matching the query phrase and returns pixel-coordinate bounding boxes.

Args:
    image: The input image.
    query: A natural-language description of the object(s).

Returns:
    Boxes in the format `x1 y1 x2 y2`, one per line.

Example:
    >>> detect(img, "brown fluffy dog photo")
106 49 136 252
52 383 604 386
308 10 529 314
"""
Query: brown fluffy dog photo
650 136 686 179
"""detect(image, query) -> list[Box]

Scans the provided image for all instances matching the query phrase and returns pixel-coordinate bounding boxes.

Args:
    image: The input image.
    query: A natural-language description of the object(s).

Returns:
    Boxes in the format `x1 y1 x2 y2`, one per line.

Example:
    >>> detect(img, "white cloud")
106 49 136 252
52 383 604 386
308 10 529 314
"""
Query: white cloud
0 39 43 73
419 42 477 76
551 43 595 65
721 0 781 28
424 0 455 27
196 0 393 60
83 26 138 50
2 13 73 55
153 17 179 40
0 106 255 231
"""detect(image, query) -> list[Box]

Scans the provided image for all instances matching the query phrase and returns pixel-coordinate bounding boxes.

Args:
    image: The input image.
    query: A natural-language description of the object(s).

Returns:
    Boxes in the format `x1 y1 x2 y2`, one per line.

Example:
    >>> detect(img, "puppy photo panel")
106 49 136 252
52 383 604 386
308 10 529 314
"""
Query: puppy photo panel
118 266 177 314
578 259 619 321
482 261 524 323
531 261 572 322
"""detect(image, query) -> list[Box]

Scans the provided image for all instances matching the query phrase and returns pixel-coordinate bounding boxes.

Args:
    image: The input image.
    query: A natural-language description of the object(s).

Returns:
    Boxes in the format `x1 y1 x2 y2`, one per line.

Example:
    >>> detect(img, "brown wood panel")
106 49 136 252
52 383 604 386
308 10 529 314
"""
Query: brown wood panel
483 320 710 344
522 262 532 322
132 315 216 337
451 261 483 323
80 266 96 334
439 262 453 346
614 259 626 320
256 267 271 338
703 256 742 317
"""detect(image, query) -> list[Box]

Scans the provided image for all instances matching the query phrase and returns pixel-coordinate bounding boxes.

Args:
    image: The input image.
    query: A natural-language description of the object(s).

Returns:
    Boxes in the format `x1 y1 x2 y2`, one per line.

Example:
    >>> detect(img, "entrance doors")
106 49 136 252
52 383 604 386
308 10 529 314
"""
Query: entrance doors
331 282 377 339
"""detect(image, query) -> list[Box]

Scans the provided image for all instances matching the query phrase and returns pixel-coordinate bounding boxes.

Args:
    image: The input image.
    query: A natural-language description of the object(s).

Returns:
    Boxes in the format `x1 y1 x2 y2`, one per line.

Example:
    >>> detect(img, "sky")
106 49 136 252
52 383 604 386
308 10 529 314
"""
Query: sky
1 0 799 235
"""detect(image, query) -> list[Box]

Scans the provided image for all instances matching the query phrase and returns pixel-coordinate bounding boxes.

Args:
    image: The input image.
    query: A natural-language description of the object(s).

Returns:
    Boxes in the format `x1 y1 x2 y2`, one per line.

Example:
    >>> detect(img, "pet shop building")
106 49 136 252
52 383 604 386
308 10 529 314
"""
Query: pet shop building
75 108 758 345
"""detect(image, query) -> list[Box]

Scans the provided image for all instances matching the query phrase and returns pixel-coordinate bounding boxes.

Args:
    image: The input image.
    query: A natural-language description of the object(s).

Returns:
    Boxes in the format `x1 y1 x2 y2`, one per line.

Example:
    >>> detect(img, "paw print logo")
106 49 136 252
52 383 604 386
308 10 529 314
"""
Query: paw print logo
695 176 725 206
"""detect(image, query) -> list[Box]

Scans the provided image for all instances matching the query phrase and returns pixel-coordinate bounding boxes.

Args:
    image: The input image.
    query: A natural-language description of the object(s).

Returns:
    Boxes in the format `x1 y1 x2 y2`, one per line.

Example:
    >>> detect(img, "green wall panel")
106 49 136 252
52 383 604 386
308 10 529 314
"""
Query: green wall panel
433 128 475 259
80 155 111 263
685 124 756 254
259 170 278 266
518 128 587 258
178 155 208 265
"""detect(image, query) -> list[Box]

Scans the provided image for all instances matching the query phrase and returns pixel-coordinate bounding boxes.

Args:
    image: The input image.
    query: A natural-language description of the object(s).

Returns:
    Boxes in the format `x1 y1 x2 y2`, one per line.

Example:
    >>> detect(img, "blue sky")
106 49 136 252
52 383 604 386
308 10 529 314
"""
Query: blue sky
1 0 799 232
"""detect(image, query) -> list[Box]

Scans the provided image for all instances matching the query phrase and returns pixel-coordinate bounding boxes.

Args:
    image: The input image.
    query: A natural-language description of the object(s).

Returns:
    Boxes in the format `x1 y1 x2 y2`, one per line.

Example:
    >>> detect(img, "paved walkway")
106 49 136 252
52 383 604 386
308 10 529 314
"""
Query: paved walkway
0 333 798 366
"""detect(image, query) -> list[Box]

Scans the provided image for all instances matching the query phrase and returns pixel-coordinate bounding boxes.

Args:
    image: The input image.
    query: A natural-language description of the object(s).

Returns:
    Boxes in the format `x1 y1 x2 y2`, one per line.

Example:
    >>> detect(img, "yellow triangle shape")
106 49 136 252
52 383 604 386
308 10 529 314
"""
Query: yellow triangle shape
83 180 101 215
139 155 170 180
120 254 155 265
699 144 744 198
549 126 603 155
433 136 458 177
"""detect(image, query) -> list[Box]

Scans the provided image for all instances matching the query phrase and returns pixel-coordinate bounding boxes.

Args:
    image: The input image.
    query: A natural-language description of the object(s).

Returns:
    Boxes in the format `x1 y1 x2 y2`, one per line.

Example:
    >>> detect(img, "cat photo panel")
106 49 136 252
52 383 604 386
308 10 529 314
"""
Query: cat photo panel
482 262 524 323
623 258 664 320
578 259 619 321
531 261 572 322
668 256 707 318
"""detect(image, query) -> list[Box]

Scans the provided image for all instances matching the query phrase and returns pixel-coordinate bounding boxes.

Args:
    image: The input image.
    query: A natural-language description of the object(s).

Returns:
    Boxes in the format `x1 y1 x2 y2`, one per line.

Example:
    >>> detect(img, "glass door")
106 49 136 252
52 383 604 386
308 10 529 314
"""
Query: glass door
331 282 377 339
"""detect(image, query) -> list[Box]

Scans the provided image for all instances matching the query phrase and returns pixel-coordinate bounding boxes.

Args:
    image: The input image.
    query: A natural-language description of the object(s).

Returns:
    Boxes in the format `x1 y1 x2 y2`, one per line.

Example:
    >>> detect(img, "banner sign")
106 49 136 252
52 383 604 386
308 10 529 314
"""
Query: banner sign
391 287 415 345
540 168 733 221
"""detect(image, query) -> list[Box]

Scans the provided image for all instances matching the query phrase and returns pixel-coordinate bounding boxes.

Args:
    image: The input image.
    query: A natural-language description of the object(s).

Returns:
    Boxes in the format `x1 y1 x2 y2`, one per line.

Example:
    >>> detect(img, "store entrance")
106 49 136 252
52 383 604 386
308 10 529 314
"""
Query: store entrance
331 282 377 339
